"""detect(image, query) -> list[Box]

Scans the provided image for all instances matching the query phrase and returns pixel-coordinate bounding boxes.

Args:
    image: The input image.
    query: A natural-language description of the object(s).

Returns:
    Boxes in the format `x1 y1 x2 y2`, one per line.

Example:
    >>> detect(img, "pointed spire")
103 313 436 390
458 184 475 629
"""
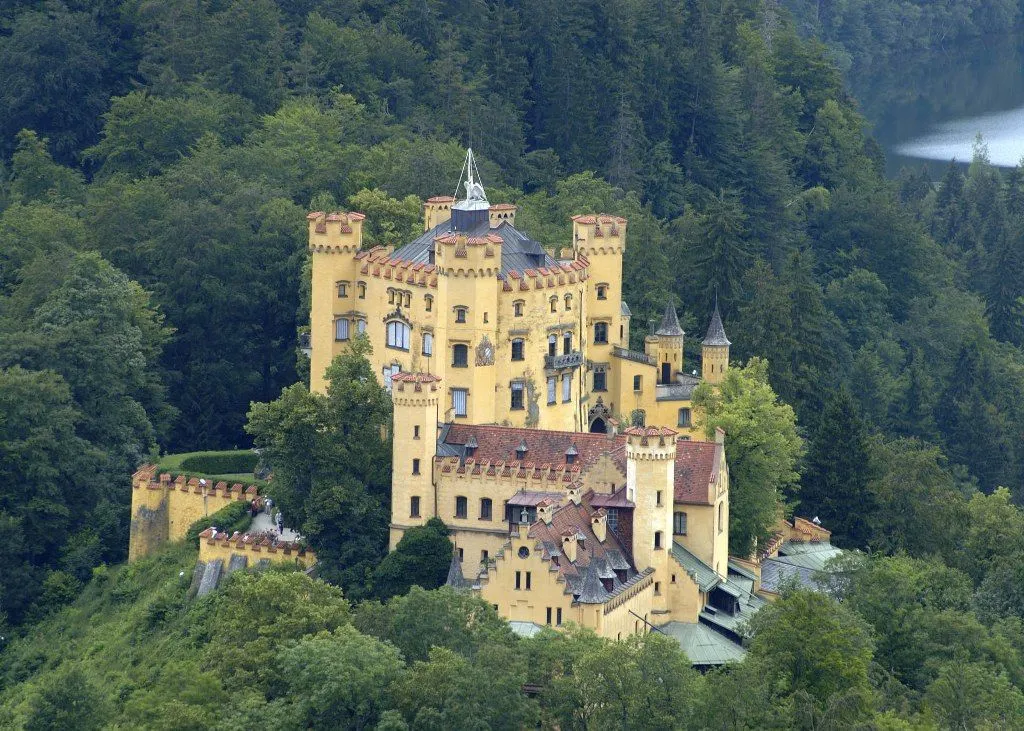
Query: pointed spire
575 564 611 604
445 550 471 591
702 298 730 346
655 302 684 337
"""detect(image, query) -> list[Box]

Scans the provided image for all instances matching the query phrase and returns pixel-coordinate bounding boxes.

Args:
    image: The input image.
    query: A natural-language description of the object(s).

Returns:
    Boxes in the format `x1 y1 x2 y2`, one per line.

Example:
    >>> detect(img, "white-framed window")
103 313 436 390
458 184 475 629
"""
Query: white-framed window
382 364 401 392
422 332 433 356
334 318 350 341
547 376 556 405
510 381 525 410
562 373 571 402
452 388 468 417
356 319 366 334
386 321 410 350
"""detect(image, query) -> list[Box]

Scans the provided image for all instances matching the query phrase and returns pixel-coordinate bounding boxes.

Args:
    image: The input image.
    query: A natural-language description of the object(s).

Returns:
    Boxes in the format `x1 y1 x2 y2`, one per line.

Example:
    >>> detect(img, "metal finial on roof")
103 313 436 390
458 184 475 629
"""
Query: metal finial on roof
702 299 731 346
453 148 488 211
655 302 684 337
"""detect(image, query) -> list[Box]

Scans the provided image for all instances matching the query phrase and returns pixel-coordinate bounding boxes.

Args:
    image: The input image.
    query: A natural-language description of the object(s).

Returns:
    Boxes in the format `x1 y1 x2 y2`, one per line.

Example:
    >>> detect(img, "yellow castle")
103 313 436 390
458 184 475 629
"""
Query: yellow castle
307 149 731 434
388 372 766 663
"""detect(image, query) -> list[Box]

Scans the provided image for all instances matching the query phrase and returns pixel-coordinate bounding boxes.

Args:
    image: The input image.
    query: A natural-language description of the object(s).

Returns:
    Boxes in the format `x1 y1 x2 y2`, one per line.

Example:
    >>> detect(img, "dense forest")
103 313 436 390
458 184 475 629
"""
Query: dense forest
4 0 1024 726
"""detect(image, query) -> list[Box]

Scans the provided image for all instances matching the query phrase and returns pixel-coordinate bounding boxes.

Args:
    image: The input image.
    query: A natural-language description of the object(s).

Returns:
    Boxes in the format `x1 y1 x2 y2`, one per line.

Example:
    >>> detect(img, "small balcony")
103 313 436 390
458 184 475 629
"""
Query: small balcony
544 350 584 370
612 345 655 366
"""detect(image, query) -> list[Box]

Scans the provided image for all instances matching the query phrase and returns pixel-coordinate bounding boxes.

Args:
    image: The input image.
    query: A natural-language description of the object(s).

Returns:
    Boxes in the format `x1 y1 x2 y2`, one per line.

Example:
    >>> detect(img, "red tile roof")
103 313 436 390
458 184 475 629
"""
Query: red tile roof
528 501 631 583
443 424 720 505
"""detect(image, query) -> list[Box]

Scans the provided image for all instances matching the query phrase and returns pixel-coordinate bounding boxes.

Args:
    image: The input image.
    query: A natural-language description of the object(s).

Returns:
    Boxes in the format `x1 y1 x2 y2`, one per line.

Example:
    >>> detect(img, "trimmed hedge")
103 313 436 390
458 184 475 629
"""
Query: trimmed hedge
178 451 258 475
185 500 253 546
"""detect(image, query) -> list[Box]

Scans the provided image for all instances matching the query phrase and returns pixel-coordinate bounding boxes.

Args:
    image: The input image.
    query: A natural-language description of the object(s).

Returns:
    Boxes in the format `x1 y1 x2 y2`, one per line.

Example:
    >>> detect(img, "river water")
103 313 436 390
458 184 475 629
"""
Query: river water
860 35 1024 174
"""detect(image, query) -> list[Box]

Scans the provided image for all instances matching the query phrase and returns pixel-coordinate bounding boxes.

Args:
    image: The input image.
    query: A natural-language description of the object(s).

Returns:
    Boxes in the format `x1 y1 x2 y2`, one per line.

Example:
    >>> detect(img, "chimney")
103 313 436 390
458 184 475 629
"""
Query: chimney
561 531 578 563
537 499 555 525
591 509 607 542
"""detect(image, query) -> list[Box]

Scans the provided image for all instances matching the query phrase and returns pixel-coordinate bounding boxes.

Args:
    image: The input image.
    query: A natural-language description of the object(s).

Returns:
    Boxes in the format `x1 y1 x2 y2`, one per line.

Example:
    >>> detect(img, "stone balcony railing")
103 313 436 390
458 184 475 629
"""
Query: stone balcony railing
611 346 655 366
544 350 585 370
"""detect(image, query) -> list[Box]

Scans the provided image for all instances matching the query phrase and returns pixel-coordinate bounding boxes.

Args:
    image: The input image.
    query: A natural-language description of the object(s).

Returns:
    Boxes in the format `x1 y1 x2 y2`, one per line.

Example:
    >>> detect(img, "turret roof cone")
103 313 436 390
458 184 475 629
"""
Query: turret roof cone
702 301 730 346
445 550 471 590
655 303 684 337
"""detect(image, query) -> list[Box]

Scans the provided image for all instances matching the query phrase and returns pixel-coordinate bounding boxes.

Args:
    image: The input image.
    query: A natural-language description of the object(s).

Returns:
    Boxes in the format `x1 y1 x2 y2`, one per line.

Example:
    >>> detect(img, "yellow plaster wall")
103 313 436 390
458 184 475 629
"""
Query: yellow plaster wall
601 574 656 638
625 433 676 614
389 376 441 549
702 344 729 385
665 563 706 623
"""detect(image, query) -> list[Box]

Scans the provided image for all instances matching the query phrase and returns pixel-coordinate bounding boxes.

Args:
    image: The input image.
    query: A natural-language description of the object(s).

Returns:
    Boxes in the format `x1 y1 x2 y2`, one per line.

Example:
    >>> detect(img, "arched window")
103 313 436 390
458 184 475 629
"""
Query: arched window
564 293 572 311
403 291 411 308
549 296 557 313
452 343 468 367
513 300 524 317
511 338 525 361
422 332 433 356
386 321 410 350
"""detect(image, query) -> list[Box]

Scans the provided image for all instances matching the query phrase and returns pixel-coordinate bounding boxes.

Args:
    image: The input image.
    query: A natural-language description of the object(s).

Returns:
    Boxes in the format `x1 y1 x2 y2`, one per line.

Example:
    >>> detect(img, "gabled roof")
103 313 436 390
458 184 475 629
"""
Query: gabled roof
441 424 722 506
703 303 730 346
655 303 684 337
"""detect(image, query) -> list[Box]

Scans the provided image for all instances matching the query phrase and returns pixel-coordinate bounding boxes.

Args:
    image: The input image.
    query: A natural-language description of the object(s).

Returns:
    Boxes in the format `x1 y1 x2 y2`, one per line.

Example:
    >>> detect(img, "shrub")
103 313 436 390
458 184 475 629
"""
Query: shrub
185 500 253 546
178 451 258 475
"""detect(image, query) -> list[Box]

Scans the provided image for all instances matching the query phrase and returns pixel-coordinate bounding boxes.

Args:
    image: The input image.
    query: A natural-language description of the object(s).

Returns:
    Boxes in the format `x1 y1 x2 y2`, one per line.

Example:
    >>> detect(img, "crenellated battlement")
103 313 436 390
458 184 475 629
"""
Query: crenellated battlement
307 210 366 252
572 214 627 256
356 246 439 288
197 527 315 565
435 455 583 487
134 468 260 500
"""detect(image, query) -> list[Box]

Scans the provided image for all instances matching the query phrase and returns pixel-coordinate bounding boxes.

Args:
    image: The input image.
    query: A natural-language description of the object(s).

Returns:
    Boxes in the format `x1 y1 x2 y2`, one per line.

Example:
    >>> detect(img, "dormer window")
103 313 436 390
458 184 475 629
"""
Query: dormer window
565 444 578 465
516 439 528 459
464 435 478 458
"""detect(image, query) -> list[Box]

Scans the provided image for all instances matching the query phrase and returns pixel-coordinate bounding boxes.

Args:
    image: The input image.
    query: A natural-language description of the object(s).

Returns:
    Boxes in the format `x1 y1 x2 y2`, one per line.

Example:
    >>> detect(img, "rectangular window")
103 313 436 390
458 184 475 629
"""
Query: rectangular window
515 571 522 590
633 375 642 392
677 408 692 428
597 285 607 300
412 458 420 475
656 490 663 506
562 373 571 402
422 333 433 356
452 388 468 417
546 607 552 625
425 295 432 311
526 571 532 590
452 344 468 367
480 498 492 520
606 509 619 534
548 335 557 356
482 549 489 562
593 367 607 392
718 502 724 534
594 322 608 344
410 496 420 518
335 318 349 341
337 282 348 297
547 377 556 405
356 319 366 334
655 581 661 596
556 607 562 625
654 531 663 549
358 282 366 299
455 496 467 519
511 381 525 410
455 308 467 323
563 332 572 354
414 425 420 439
674 511 688 535
511 339 524 361
382 364 400 392
386 321 410 350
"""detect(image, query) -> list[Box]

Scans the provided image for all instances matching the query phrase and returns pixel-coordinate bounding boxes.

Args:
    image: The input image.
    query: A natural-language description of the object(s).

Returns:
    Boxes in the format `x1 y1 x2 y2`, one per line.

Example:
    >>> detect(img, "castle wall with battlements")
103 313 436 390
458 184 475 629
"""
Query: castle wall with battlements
197 528 315 568
128 465 261 562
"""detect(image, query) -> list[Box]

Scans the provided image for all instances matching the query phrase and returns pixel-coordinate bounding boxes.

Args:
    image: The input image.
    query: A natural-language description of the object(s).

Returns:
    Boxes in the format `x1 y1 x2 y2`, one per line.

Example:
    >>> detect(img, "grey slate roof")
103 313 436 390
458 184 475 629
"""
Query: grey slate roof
703 304 731 346
575 564 611 604
391 220 555 276
760 540 843 594
509 621 547 638
655 303 684 337
620 301 632 317
445 552 472 590
196 558 223 597
671 541 721 592
700 582 767 638
660 621 747 666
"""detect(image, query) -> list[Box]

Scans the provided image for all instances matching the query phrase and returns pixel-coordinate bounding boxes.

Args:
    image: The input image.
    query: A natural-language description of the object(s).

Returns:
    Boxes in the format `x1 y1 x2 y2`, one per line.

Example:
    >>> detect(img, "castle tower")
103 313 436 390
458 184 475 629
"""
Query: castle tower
307 210 366 394
423 196 455 230
701 301 730 385
625 426 678 614
651 303 684 385
389 373 441 549
575 214 627 359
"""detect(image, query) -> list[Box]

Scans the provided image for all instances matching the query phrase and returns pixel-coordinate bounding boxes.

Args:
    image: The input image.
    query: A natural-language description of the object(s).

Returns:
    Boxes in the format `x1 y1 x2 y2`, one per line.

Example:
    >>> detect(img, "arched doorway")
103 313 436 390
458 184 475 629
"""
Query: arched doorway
661 362 671 384
589 417 607 433
587 396 611 434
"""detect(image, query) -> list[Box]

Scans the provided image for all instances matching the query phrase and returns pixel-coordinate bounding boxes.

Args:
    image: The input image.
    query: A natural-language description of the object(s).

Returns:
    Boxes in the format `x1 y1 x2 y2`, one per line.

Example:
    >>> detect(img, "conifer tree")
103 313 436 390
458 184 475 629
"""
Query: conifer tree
799 388 876 548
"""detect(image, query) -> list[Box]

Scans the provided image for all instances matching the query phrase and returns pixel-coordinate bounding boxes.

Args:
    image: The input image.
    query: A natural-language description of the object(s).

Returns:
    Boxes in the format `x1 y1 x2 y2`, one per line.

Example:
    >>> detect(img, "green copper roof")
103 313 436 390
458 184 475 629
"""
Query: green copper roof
671 541 721 592
660 621 746 666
